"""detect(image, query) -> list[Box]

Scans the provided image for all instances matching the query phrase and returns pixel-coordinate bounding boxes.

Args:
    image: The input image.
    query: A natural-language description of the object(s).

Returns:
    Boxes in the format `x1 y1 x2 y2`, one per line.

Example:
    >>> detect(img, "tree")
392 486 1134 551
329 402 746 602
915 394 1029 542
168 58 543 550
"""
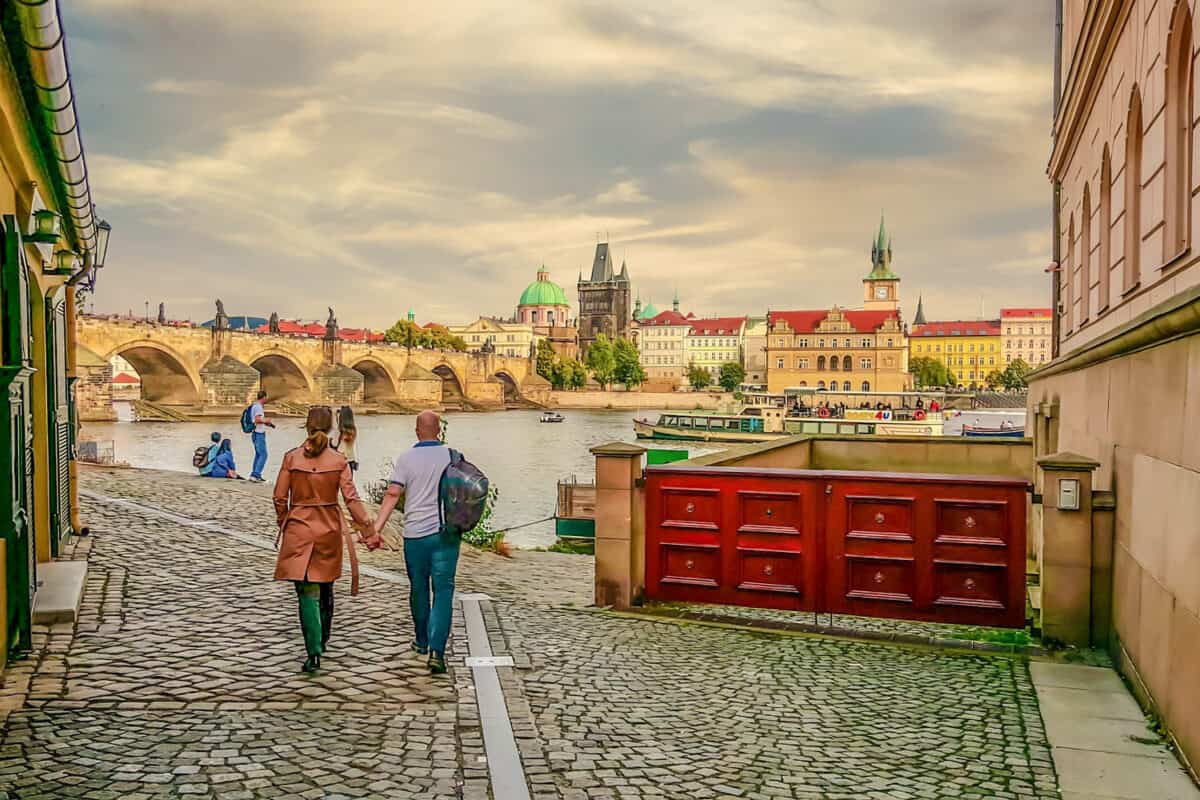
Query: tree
1000 359 1031 391
687 362 712 390
984 369 1004 390
425 324 467 352
585 334 617 389
718 361 746 392
909 356 954 389
536 339 559 383
384 318 425 350
612 337 645 389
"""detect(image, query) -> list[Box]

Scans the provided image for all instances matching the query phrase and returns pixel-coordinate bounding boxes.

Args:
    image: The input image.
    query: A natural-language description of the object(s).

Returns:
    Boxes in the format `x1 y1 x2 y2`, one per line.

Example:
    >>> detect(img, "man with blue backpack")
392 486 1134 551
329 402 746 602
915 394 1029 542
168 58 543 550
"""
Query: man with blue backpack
368 409 488 675
241 390 275 482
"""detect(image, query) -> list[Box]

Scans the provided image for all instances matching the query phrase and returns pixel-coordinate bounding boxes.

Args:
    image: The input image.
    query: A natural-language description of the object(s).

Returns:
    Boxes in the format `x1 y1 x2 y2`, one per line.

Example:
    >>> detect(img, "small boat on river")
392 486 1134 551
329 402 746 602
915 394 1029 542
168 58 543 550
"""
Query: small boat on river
961 423 1024 438
540 411 565 423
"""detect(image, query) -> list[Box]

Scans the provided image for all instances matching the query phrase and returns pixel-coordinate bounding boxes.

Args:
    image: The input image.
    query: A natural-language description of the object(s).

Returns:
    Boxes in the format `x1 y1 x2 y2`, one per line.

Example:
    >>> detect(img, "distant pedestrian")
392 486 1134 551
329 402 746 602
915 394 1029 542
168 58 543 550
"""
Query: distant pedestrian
195 431 221 476
207 439 241 479
335 405 359 473
248 390 275 482
368 410 459 675
273 406 374 674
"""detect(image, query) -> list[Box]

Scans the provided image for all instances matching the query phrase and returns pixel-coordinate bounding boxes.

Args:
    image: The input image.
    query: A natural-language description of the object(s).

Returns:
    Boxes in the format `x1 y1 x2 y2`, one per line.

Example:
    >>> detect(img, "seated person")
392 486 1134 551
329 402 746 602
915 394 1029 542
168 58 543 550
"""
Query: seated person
198 432 220 476
208 439 241 479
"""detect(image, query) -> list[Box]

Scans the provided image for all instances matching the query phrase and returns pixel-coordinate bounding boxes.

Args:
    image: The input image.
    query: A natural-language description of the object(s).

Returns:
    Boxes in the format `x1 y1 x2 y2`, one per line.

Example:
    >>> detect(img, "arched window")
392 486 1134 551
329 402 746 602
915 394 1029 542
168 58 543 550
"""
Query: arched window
830 356 839 371
1125 86 1143 290
1100 145 1112 311
1165 0 1194 258
1081 183 1091 323
817 355 826 370
798 381 807 387
1064 214 1075 333
861 381 870 391
842 355 852 371
817 380 826 390
842 380 851 391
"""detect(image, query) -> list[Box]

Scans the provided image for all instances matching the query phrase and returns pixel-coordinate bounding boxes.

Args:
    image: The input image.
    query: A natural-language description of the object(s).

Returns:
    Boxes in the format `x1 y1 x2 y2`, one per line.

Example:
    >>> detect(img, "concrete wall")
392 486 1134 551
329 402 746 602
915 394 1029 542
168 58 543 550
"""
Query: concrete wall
550 390 729 410
1029 328 1200 772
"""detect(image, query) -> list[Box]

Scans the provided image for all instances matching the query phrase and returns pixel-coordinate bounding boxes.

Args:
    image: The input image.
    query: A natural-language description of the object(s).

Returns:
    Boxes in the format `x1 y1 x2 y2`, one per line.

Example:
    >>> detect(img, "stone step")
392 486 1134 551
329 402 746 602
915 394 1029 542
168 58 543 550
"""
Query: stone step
32 560 88 624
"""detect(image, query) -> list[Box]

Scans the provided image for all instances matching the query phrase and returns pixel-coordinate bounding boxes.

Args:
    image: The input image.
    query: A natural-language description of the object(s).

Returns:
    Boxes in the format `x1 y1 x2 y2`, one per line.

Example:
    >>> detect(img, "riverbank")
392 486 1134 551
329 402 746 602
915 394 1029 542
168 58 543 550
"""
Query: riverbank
549 389 729 410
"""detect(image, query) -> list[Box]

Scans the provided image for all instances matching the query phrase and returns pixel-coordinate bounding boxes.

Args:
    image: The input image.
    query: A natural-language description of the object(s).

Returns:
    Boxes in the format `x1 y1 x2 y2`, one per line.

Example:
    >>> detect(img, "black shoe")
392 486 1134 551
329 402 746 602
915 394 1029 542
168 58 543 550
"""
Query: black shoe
411 641 429 656
302 654 320 674
428 653 447 675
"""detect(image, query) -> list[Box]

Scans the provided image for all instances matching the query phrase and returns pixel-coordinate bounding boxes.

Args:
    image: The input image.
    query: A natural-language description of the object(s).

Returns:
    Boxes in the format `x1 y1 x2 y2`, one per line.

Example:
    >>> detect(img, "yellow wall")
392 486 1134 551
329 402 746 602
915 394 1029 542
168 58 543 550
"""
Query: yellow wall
910 333 1001 385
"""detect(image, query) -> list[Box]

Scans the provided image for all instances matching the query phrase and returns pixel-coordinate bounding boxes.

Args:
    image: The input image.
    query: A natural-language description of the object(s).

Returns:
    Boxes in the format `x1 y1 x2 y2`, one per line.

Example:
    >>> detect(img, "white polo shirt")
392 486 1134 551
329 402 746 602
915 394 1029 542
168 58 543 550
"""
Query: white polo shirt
388 441 452 538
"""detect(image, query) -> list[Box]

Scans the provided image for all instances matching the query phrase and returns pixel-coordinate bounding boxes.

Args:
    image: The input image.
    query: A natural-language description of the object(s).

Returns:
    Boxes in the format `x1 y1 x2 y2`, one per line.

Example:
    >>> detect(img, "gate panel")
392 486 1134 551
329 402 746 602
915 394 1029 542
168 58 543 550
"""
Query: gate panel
646 465 1028 628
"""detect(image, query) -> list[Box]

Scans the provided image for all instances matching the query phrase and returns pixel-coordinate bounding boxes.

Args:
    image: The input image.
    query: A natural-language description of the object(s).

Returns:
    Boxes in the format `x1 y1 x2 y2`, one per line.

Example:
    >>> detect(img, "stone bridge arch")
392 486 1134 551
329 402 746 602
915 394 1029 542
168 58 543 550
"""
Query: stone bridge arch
349 357 399 401
493 370 520 404
431 362 467 409
246 348 315 402
106 340 203 405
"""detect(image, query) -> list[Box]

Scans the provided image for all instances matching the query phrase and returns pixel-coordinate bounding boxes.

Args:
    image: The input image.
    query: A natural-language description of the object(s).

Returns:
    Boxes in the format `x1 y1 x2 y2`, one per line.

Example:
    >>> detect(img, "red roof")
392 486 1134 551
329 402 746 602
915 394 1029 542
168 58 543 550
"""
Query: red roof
252 320 385 342
768 309 899 334
641 310 692 326
1000 307 1052 319
112 372 140 384
912 319 1001 337
689 316 747 335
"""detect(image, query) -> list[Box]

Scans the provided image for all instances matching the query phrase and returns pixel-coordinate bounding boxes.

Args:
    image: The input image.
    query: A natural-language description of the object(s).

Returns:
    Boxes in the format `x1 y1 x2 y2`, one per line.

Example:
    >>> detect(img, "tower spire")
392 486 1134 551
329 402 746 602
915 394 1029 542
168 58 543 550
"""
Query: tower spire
913 294 926 326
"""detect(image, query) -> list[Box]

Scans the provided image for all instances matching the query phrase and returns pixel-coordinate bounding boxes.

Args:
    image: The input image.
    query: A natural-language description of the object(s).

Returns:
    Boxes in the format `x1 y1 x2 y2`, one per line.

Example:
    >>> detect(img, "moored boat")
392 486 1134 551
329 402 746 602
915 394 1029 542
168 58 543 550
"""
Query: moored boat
540 411 565 423
961 423 1024 438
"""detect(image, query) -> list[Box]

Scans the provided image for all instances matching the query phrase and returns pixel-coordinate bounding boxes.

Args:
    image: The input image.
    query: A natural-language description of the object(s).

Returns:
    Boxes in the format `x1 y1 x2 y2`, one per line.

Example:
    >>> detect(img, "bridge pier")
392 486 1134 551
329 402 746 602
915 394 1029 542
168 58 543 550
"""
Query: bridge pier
200 355 259 409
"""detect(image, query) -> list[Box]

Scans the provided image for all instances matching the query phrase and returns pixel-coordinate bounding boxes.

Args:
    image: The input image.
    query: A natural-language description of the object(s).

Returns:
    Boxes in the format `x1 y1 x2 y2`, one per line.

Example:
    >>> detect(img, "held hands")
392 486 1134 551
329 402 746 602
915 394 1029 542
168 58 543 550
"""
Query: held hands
351 517 384 551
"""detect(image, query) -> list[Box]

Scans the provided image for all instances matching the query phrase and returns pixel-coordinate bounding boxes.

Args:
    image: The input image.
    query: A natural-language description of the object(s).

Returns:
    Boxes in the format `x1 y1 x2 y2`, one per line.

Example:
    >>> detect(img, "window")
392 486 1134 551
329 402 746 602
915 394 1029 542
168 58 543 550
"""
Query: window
860 358 872 369
1064 214 1074 333
861 381 870 391
886 338 893 347
842 381 851 391
844 338 851 347
818 338 825 347
1125 87 1143 291
798 358 809 369
775 358 784 369
1081 182 1091 323
830 339 838 349
817 355 826 370
817 381 826 390
798 381 807 387
777 338 785 346
830 356 839 371
842 355 851 371
1165 0 1193 259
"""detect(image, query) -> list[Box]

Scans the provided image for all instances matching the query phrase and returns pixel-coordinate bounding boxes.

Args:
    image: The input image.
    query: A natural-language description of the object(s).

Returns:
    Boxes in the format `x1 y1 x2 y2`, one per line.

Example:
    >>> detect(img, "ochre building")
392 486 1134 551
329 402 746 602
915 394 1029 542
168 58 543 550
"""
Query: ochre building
910 319 1002 387
1000 307 1051 367
1031 0 1200 770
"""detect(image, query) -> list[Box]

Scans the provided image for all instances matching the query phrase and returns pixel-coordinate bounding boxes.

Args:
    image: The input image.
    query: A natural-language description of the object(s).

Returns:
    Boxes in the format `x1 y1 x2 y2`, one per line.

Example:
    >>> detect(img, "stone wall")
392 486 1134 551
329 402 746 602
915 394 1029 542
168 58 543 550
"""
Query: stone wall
314 365 365 407
75 361 115 422
199 356 259 409
550 390 728 410
1028 315 1200 773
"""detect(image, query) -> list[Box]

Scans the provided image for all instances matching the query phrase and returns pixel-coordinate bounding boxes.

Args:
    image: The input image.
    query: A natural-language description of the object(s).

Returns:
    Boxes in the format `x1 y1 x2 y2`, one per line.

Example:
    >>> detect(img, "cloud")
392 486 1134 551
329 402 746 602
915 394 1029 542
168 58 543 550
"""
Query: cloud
596 180 650 204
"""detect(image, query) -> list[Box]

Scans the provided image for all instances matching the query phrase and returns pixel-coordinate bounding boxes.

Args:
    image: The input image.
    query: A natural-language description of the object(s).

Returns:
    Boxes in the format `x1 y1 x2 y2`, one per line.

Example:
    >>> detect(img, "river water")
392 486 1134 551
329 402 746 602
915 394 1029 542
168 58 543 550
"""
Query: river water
83 406 1024 549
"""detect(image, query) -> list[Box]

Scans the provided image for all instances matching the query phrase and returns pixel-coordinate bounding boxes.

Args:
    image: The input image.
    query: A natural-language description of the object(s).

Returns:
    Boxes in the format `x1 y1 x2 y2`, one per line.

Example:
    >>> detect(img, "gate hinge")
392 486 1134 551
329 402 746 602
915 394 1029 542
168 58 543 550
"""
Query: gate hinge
824 484 832 495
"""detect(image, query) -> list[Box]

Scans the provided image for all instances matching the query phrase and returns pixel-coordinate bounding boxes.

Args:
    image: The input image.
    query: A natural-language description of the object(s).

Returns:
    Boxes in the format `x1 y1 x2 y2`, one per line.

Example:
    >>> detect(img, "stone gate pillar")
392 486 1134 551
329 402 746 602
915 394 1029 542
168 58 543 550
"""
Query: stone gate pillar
1037 452 1101 648
591 442 646 609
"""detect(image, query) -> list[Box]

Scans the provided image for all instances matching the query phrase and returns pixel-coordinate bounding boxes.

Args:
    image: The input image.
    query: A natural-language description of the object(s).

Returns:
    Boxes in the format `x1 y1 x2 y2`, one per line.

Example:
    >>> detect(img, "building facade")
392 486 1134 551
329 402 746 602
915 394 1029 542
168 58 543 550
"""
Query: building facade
910 320 1002 387
576 242 632 355
0 2 107 670
448 317 535 358
742 315 768 385
1000 307 1052 366
766 308 908 394
863 217 901 312
1030 0 1200 770
684 317 747 383
516 267 578 359
638 309 691 385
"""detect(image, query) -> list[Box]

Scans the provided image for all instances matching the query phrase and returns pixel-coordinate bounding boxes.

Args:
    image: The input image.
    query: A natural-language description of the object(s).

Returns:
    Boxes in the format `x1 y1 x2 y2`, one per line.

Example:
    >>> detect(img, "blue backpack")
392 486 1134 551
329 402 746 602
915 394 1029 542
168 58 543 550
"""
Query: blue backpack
240 404 256 434
438 449 489 536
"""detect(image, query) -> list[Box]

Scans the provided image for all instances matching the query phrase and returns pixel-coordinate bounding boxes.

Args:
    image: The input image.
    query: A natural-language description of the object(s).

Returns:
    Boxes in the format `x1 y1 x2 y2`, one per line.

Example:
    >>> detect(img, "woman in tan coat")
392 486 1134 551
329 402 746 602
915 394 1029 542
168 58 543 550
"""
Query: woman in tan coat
273 406 373 673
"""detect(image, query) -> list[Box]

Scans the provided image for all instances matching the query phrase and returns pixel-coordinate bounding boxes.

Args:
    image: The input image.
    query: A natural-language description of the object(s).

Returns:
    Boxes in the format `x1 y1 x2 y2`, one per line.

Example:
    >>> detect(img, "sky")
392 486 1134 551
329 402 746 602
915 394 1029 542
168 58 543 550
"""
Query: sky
67 0 1055 329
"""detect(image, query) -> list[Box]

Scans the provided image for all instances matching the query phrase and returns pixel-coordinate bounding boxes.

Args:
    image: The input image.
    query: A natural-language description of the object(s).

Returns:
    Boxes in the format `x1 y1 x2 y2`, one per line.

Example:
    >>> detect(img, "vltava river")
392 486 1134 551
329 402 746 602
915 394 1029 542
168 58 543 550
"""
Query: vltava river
82 408 694 549
82 407 1023 549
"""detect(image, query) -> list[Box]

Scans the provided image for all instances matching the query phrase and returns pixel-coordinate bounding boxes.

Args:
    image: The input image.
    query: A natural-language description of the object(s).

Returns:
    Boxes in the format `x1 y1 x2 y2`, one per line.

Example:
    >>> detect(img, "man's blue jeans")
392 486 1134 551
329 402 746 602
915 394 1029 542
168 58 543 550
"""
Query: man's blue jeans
251 432 268 479
403 531 461 657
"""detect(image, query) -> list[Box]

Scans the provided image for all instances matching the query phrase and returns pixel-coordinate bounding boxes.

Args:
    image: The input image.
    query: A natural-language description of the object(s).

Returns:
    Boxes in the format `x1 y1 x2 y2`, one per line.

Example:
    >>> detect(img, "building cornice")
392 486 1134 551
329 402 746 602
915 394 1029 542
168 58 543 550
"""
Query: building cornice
1049 0 1129 179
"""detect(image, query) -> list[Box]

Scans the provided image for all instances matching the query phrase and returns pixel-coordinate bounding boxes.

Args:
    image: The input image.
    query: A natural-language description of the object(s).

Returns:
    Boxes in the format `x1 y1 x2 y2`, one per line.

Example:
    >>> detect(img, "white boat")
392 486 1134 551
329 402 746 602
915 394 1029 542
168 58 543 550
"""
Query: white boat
540 411 565 423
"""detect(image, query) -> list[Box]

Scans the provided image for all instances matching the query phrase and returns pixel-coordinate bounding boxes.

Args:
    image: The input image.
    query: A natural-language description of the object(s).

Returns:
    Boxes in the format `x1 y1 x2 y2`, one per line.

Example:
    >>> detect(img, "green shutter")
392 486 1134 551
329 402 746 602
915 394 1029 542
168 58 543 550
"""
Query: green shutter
45 294 72 555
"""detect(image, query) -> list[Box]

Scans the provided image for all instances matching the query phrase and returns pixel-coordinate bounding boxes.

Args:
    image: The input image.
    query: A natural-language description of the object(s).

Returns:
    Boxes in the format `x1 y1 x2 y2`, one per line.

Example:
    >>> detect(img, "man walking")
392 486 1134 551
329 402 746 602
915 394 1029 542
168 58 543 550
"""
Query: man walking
369 410 458 675
249 390 275 482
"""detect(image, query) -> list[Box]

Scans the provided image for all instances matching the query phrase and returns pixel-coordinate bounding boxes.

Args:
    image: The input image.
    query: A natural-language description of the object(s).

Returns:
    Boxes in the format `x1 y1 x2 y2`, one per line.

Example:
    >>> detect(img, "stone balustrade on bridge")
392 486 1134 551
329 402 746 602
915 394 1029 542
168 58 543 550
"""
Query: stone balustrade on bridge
75 316 549 416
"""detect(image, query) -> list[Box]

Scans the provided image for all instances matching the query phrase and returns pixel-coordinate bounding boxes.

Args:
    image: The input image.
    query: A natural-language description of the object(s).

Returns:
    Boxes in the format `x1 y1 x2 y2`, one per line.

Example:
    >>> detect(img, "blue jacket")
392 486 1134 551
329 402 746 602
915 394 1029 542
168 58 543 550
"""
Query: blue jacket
209 450 237 478
198 444 220 476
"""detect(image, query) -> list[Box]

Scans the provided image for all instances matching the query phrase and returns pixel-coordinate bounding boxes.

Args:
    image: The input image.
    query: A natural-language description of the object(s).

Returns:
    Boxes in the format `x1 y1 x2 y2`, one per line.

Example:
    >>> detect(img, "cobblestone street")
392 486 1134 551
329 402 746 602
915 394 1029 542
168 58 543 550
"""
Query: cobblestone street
0 467 1061 799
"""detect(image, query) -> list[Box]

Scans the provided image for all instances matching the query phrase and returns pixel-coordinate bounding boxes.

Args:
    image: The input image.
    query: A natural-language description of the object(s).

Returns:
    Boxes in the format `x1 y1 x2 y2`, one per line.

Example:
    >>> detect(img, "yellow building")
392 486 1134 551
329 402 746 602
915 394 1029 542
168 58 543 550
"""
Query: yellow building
638 309 692 385
0 2 109 667
909 320 1002 387
448 317 536 358
684 317 746 382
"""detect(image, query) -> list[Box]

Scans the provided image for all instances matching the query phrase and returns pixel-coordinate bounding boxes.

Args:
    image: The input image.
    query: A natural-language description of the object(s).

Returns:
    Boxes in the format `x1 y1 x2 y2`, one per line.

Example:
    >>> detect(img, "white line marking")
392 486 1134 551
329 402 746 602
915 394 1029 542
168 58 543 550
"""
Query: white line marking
465 655 514 667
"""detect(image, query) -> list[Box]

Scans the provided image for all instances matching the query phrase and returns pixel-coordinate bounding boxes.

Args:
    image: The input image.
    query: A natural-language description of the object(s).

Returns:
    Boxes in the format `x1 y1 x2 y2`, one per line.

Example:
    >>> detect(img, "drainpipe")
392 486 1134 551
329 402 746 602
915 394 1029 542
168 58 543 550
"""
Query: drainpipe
1051 0 1064 360
63 267 84 535
14 0 97 256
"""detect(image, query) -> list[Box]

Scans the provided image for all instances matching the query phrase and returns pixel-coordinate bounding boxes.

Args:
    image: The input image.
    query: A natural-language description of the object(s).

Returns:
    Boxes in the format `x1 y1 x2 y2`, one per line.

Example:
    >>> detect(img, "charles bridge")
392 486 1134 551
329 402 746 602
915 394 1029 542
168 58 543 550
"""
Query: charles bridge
75 313 549 417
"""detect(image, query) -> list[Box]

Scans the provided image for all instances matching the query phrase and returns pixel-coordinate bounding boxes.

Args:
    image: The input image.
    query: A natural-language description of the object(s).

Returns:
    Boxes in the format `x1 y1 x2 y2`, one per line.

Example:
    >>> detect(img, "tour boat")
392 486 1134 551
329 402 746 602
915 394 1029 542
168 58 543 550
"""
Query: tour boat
539 411 565 423
633 389 948 443
961 423 1024 438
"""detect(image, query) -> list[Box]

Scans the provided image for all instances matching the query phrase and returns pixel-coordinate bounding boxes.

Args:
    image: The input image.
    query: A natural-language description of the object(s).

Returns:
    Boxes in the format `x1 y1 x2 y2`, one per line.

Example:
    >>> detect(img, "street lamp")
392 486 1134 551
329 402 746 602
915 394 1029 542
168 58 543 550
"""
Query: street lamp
52 248 78 273
94 219 111 269
27 208 61 243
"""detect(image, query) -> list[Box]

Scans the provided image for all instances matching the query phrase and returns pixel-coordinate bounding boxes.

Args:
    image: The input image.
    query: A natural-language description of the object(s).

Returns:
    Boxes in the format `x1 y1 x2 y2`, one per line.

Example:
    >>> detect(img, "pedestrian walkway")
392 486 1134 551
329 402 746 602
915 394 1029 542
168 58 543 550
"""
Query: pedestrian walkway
0 466 1082 798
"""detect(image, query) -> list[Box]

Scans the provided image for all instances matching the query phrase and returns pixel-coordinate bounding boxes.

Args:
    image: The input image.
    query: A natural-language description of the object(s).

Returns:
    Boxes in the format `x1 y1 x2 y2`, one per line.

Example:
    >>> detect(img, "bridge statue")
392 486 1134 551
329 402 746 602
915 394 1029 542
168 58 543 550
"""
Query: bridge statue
214 299 229 331
269 312 280 334
157 302 166 325
324 307 338 340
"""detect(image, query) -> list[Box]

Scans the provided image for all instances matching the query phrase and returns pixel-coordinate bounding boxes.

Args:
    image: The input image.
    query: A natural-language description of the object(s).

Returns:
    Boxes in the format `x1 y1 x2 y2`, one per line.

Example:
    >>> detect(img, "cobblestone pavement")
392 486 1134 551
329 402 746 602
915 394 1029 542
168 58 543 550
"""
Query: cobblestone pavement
0 467 1061 799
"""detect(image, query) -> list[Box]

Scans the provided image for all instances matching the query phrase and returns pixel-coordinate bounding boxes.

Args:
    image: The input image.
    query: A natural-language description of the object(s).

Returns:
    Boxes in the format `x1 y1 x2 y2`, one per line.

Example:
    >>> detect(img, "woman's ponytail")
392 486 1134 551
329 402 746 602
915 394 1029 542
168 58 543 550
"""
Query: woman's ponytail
303 406 334 457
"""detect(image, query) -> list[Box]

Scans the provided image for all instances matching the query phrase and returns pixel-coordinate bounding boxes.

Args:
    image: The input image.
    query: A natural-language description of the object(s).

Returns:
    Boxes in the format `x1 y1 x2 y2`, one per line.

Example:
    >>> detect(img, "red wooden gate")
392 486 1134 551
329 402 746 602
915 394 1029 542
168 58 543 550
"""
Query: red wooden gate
644 466 1028 628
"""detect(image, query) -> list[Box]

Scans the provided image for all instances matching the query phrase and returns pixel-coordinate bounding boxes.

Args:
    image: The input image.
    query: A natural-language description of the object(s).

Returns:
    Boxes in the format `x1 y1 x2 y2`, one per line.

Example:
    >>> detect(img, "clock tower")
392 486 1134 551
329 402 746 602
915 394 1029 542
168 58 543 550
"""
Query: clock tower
863 215 900 311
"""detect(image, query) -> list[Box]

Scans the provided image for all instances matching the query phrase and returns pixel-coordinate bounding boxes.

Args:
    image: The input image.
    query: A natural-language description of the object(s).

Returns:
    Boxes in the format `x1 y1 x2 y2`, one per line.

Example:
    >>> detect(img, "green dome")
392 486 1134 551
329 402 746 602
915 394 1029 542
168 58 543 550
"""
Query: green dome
518 267 569 307
637 302 660 320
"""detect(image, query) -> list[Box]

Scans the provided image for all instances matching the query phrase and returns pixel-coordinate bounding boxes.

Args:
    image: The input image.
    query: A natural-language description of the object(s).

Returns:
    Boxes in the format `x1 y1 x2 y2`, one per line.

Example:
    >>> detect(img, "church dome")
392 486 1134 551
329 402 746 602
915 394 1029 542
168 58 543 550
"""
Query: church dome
518 267 569 307
637 302 659 320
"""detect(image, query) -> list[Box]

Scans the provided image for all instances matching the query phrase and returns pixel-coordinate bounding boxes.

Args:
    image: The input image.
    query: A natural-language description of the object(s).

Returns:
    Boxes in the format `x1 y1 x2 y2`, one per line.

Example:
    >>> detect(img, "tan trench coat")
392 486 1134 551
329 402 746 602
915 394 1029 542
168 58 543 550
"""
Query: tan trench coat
272 446 371 589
